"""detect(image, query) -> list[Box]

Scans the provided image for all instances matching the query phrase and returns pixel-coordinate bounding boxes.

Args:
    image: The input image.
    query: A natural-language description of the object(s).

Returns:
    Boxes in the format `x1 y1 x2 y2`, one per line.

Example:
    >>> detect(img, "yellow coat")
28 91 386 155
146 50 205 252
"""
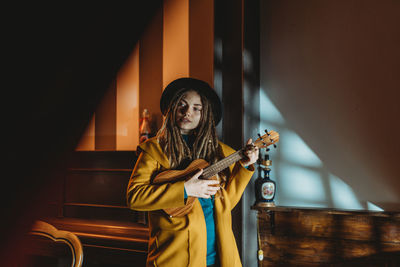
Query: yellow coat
127 137 255 267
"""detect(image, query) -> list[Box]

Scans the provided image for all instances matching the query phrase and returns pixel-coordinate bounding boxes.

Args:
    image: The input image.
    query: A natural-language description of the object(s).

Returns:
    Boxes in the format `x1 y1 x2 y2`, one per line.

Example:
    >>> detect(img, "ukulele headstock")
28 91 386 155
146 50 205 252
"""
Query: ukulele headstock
254 130 280 149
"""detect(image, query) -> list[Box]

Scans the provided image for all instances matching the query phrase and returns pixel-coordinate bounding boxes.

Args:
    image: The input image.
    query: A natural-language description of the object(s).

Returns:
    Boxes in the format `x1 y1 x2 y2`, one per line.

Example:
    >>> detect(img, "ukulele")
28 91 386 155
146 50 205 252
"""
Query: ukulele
152 130 280 217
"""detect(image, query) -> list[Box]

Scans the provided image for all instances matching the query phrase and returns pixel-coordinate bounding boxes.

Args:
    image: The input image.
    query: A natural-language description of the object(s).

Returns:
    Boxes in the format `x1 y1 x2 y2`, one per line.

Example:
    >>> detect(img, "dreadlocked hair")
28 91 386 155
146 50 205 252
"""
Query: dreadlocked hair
157 90 221 170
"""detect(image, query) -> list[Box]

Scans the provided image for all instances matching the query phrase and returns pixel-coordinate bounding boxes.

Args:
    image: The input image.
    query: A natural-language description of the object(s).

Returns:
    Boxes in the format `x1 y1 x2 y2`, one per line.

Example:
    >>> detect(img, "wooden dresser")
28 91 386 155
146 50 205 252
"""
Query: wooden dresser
252 206 400 266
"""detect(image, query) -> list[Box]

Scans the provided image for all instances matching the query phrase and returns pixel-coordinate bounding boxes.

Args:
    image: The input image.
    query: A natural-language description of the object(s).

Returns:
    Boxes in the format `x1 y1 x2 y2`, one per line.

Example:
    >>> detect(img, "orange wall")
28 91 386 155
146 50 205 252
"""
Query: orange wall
163 0 190 88
76 0 215 151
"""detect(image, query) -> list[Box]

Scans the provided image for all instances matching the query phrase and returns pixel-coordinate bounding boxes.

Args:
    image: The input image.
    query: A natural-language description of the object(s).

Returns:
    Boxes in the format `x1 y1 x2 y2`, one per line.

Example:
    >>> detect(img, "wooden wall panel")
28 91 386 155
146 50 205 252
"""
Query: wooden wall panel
163 0 189 88
215 0 245 257
65 171 131 206
189 0 214 86
242 0 261 264
216 0 244 152
139 5 163 133
116 44 140 151
75 115 95 151
95 80 117 150
67 151 137 169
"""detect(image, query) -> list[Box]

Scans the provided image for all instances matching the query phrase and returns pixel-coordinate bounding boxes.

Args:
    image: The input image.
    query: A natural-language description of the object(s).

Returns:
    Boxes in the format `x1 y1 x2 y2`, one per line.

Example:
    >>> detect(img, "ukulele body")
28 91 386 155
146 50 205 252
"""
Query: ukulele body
152 159 218 217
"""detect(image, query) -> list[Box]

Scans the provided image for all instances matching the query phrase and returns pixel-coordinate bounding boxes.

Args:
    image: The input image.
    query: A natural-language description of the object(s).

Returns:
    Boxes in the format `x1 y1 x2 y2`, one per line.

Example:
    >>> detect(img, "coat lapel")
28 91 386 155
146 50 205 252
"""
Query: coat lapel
139 138 170 169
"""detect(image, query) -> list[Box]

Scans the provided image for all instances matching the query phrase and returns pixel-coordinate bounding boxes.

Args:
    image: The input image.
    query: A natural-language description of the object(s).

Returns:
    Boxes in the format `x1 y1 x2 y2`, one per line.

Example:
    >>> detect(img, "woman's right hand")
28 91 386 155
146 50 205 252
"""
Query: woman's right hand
184 169 220 199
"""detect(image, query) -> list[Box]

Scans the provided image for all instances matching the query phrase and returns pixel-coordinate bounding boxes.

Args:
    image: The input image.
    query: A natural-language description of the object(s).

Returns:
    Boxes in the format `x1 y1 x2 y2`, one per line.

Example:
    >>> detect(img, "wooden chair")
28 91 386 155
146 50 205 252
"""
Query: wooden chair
28 220 83 267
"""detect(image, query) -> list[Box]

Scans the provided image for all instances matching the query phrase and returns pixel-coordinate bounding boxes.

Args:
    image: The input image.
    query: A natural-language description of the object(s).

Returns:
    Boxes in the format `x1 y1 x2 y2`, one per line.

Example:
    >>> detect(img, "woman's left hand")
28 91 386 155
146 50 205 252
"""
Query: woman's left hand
240 138 259 167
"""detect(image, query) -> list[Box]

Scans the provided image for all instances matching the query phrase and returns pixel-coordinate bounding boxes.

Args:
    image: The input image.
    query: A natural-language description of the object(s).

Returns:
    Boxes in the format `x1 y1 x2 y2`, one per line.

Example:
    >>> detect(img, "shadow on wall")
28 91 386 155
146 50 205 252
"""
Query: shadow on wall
259 89 383 211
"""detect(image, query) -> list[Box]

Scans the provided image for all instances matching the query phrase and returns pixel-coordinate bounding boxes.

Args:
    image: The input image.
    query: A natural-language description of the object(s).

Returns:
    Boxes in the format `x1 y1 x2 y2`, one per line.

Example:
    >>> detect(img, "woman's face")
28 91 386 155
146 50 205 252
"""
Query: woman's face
175 90 202 134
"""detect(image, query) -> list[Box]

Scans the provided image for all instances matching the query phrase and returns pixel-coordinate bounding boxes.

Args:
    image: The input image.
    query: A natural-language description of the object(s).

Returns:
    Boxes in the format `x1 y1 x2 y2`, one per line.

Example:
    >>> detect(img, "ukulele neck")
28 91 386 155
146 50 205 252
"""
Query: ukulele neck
202 150 245 179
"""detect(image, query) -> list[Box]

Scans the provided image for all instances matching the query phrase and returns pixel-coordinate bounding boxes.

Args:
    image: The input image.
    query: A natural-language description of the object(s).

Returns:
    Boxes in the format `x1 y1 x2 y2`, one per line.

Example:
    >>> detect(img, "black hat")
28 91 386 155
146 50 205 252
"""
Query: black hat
160 77 222 125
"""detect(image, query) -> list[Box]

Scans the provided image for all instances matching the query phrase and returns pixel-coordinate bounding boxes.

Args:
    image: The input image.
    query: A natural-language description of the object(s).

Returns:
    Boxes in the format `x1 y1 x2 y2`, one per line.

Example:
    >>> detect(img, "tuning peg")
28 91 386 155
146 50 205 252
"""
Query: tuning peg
273 144 277 149
266 148 270 152
257 133 262 139
264 129 270 136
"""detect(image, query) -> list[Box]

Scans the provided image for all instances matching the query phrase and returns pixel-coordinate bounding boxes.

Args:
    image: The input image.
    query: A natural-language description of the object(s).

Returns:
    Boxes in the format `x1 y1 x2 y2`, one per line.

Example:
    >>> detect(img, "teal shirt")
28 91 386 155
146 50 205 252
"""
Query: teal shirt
182 134 217 266
184 189 217 265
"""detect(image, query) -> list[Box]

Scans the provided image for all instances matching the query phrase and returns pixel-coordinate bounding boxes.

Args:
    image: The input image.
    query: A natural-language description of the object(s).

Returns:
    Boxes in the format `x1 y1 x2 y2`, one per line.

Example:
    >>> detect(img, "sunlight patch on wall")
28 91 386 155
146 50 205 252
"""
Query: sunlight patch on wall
260 89 285 125
329 174 363 210
279 164 327 203
280 130 323 168
367 201 384 211
259 88 380 210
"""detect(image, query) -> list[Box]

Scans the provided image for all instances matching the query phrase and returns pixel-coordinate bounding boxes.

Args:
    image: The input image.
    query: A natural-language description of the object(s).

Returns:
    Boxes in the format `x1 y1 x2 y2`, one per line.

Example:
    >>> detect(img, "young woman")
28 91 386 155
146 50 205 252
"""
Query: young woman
127 77 258 267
